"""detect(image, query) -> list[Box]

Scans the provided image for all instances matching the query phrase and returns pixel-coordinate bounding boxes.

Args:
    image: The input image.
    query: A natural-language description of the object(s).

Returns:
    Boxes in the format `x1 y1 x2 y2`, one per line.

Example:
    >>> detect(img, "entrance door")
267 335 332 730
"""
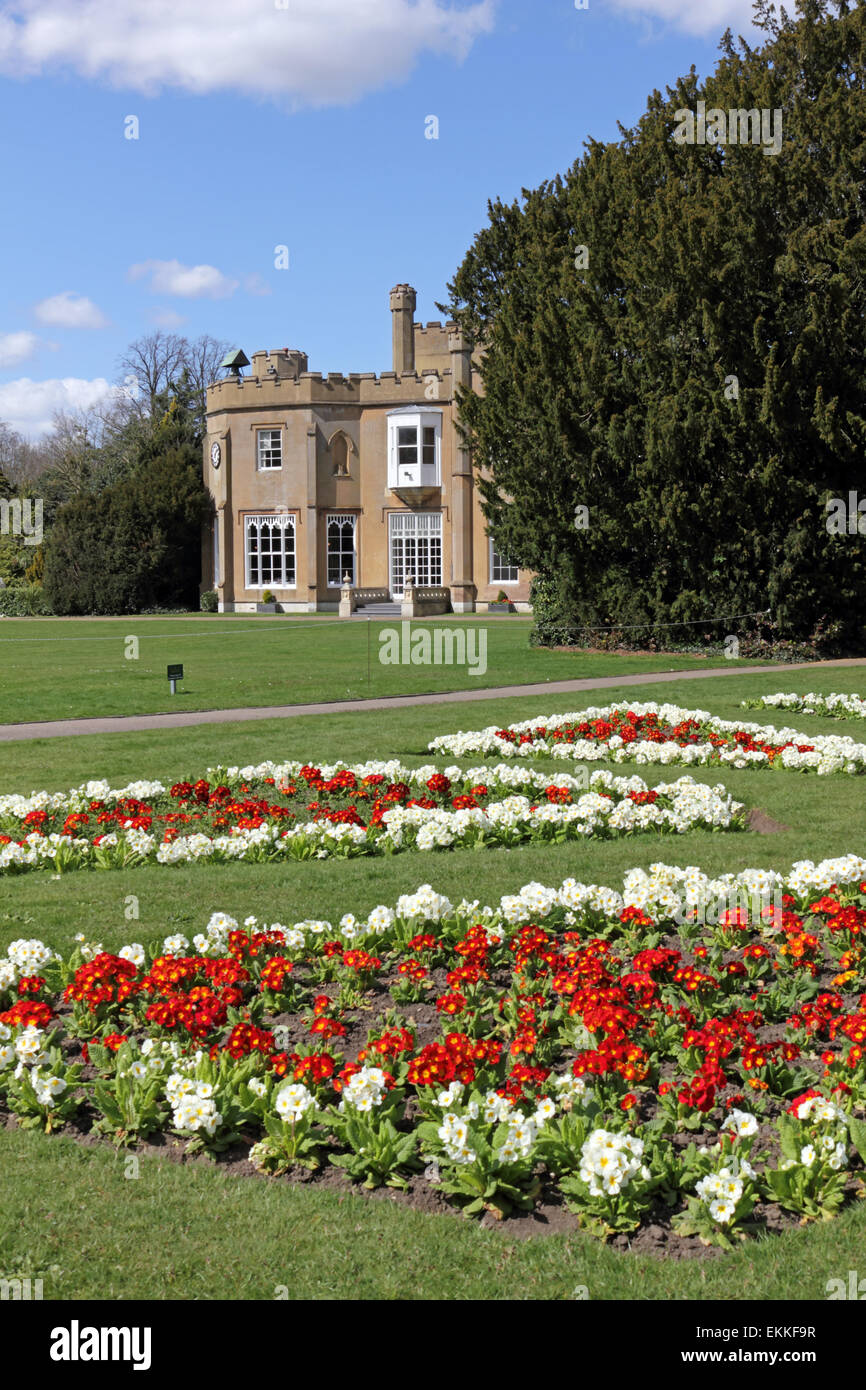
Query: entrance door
388 511 442 597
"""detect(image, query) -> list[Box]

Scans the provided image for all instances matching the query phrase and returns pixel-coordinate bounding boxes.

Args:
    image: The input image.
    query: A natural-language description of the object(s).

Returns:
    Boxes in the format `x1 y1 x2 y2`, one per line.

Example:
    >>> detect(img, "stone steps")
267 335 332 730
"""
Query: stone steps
353 603 401 617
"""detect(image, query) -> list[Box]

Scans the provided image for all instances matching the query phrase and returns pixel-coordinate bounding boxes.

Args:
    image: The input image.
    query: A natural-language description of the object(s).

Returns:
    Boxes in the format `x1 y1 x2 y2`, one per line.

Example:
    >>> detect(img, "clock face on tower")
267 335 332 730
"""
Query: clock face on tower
211 440 221 469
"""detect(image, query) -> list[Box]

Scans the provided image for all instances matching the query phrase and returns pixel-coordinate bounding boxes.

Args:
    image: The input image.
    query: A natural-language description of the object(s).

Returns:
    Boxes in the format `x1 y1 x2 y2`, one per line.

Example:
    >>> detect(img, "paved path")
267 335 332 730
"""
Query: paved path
1 658 864 743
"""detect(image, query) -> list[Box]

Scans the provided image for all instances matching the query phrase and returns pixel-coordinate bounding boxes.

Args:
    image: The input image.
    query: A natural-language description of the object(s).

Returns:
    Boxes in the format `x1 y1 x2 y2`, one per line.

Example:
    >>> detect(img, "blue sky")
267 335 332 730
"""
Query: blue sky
0 0 763 437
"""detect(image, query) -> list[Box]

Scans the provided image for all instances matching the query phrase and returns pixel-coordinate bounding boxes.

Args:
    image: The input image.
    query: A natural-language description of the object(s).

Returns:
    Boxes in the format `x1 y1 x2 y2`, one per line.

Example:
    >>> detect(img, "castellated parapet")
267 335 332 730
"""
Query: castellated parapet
414 319 457 373
249 348 309 379
206 367 454 412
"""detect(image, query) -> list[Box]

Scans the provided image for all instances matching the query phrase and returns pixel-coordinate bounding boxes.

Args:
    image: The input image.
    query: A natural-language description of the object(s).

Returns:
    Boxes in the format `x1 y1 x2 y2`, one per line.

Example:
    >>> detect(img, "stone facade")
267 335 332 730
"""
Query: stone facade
201 284 531 613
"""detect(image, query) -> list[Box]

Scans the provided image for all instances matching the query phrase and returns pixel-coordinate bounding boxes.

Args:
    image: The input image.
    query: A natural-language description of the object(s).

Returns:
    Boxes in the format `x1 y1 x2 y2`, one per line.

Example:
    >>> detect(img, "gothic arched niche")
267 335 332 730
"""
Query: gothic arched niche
329 430 353 477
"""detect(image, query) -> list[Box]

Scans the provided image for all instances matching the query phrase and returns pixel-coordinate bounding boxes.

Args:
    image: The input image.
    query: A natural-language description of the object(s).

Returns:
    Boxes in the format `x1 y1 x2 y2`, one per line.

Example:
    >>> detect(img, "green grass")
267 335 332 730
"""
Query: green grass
1 660 864 794
2 660 865 1300
0 613 763 723
0 1127 859 1300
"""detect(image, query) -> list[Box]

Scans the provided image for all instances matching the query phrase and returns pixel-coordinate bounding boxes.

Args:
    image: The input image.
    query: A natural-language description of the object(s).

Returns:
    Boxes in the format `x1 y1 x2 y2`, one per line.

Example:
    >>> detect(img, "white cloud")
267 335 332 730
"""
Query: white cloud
0 0 494 106
243 273 273 298
0 376 119 437
128 259 239 299
607 0 758 37
0 331 44 367
148 307 187 328
34 291 110 329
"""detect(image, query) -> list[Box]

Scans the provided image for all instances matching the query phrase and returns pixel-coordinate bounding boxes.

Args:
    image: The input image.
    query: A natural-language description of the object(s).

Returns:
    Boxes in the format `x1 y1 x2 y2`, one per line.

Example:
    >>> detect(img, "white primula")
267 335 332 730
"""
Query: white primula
338 1066 390 1114
743 692 866 721
789 1092 844 1123
498 1116 537 1163
118 943 145 968
438 1111 476 1164
163 934 190 956
553 1073 588 1104
274 1083 317 1121
483 1090 514 1125
6 938 57 976
14 1025 49 1066
395 885 453 922
365 905 396 936
437 1081 464 1109
32 1073 67 1107
727 1109 759 1139
171 1095 222 1138
579 1129 645 1198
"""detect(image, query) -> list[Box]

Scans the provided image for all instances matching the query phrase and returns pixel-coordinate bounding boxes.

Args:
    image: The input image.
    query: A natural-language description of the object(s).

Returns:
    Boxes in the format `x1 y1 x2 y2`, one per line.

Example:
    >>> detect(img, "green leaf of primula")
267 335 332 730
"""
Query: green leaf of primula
847 1116 866 1165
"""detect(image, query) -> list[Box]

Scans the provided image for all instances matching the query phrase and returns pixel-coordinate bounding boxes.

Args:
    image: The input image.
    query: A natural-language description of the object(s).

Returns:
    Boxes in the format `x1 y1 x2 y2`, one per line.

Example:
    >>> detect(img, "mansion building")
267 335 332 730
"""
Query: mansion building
201 284 531 613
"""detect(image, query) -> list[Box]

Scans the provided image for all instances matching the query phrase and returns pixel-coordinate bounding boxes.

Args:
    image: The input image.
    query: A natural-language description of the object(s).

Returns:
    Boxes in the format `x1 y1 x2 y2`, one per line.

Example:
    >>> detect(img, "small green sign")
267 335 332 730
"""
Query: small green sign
167 664 184 680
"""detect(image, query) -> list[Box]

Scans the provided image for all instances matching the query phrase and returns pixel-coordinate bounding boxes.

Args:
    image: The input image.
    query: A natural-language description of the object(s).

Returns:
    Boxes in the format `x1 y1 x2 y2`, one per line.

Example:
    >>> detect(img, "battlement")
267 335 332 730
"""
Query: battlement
249 348 308 380
206 367 454 412
413 319 456 372
414 319 457 336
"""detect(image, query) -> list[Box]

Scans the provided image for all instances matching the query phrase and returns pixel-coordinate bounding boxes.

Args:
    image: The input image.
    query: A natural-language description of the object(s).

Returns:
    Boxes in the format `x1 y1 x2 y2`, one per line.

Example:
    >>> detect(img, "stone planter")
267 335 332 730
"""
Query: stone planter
487 601 515 614
256 602 278 614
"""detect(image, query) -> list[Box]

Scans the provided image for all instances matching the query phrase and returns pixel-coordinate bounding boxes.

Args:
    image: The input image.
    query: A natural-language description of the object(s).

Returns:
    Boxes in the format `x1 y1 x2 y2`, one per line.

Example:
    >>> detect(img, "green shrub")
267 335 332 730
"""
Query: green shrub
200 590 218 613
0 582 52 617
43 445 208 615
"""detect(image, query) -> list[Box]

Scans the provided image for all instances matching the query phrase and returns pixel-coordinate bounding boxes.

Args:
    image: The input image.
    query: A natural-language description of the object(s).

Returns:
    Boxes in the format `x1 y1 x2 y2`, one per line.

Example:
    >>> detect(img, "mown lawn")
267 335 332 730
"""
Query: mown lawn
1 663 865 1300
0 613 759 723
0 1128 861 1301
2 660 864 793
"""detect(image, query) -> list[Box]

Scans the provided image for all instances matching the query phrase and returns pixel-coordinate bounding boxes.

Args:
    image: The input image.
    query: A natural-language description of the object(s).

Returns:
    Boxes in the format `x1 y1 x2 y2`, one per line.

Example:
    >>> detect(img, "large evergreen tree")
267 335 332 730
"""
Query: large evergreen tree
43 375 210 615
443 0 866 653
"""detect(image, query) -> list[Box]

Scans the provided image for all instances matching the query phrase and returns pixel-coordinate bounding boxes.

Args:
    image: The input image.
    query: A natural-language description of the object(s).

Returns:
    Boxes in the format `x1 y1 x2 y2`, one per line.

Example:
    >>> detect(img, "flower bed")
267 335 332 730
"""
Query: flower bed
3 854 866 1248
0 763 744 876
428 701 866 774
742 692 866 721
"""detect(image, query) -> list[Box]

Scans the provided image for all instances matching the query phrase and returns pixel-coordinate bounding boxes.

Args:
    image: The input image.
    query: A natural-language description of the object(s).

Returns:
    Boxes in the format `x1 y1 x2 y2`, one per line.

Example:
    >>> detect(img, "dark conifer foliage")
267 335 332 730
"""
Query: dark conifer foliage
43 375 210 615
443 0 866 653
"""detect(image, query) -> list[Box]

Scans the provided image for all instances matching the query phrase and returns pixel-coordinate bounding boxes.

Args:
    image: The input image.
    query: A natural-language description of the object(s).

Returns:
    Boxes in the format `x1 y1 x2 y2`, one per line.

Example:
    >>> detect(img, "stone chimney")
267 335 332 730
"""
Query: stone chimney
390 284 416 374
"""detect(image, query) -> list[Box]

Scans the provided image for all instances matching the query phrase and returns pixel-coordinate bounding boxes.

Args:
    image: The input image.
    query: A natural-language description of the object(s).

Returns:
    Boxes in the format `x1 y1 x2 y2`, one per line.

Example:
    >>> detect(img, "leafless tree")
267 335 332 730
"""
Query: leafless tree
0 420 53 488
116 331 230 427
184 333 232 425
38 408 104 496
117 331 188 410
185 334 231 398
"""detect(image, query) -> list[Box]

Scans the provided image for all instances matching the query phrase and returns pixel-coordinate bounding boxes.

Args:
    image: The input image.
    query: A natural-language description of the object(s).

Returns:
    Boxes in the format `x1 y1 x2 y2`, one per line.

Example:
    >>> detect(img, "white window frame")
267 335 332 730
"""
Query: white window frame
244 513 296 589
388 511 442 596
489 541 519 586
326 513 357 587
256 428 282 471
386 408 442 490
